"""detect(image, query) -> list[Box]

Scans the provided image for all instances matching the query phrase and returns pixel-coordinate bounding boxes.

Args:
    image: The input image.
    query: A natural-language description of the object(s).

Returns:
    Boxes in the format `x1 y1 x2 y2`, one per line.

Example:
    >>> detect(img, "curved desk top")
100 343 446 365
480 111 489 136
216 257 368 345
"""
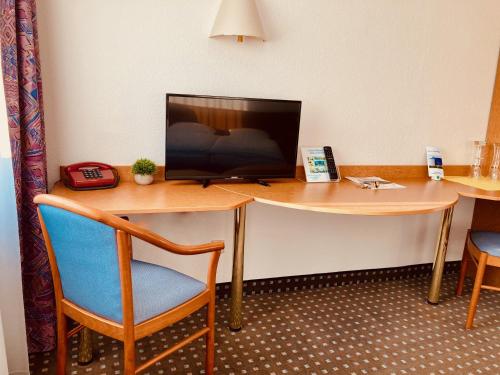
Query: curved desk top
216 178 459 215
454 185 500 201
51 180 253 214
51 178 461 216
442 176 500 201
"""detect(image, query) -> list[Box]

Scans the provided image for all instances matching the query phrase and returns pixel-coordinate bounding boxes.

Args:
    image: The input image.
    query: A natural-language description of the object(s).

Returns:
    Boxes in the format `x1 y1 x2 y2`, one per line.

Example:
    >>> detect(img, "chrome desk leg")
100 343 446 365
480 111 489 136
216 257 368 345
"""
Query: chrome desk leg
229 205 247 331
427 207 454 304
77 327 93 365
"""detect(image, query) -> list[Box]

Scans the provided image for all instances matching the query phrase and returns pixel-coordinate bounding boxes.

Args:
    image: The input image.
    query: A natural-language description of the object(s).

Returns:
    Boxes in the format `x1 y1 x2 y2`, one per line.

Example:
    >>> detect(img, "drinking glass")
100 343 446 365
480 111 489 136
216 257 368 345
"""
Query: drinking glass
470 141 486 178
489 143 500 180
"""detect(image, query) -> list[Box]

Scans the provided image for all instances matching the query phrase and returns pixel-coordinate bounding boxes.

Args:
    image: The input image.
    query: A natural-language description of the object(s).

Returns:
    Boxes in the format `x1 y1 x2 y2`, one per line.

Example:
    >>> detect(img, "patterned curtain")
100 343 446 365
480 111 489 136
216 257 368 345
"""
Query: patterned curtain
0 0 55 352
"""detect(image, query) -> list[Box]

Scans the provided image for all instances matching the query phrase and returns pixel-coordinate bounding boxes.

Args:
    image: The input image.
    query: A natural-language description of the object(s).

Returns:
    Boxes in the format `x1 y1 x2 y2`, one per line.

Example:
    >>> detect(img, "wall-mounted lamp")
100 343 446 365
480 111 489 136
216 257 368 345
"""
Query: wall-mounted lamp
210 0 265 43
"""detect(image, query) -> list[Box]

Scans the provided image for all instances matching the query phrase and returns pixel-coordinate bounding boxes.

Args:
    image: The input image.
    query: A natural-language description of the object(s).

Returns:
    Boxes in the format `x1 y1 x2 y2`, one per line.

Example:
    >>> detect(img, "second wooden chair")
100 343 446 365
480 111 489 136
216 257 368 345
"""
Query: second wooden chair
456 230 500 329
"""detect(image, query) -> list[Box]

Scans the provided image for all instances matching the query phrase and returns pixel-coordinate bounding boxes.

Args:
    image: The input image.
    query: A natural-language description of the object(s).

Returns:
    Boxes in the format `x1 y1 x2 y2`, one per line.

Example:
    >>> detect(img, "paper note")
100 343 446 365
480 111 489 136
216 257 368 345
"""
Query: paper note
346 176 405 190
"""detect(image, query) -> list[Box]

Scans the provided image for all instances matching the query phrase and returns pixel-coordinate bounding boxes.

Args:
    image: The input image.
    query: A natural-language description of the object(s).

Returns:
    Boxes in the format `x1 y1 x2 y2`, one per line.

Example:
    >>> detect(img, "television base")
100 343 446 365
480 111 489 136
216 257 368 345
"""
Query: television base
199 178 271 188
252 179 271 187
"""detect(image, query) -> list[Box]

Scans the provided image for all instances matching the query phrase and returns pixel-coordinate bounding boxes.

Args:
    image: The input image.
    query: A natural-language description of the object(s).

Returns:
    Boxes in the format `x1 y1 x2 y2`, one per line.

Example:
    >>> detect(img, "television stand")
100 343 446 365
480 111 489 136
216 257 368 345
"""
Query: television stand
199 178 270 188
252 179 271 187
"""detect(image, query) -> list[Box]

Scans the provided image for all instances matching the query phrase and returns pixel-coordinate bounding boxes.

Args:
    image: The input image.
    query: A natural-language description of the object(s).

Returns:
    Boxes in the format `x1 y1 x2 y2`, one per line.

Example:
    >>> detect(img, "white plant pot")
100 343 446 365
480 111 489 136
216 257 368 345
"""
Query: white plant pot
134 174 154 185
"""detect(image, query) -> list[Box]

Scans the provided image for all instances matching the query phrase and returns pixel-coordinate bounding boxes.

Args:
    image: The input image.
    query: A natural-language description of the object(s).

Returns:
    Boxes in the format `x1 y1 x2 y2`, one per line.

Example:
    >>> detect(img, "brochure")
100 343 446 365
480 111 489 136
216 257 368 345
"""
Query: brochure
301 147 332 183
426 146 444 180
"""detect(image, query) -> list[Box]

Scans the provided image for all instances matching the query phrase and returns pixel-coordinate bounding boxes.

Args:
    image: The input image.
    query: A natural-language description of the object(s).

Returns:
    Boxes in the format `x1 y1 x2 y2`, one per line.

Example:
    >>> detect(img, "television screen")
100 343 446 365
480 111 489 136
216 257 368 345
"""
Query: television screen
165 94 302 181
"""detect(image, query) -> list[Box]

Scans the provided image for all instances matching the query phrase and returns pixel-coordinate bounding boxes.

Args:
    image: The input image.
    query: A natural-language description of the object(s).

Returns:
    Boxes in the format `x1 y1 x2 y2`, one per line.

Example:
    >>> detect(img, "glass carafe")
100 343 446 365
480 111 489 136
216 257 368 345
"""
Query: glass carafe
489 143 500 180
470 141 486 178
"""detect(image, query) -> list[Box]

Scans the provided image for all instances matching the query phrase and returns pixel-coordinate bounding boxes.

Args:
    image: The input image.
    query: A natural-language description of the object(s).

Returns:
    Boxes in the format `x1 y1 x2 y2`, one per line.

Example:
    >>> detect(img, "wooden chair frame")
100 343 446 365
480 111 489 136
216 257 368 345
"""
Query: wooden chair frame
34 194 224 374
456 229 500 329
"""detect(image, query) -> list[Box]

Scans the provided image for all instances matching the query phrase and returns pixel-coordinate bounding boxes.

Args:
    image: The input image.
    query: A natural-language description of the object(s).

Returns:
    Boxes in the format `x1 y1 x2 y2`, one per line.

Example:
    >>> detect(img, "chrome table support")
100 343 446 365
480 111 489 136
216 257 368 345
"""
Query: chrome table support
229 205 247 331
427 207 454 304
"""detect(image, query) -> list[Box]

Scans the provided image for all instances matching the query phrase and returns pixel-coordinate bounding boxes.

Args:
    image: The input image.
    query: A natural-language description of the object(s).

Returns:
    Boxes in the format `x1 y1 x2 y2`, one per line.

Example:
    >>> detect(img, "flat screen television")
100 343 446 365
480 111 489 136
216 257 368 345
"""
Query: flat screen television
165 94 302 182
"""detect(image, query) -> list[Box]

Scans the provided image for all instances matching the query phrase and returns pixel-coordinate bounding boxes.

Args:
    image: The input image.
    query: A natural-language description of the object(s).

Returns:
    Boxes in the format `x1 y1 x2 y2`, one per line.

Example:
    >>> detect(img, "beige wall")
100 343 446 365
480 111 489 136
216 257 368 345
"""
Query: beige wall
37 1 500 282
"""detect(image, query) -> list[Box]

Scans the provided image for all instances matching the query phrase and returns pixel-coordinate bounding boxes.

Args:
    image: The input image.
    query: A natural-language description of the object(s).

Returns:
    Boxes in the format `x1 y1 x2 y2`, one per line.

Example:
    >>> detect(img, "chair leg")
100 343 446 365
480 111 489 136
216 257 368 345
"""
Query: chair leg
456 246 469 296
205 297 216 375
56 311 67 375
465 253 487 329
123 339 136 375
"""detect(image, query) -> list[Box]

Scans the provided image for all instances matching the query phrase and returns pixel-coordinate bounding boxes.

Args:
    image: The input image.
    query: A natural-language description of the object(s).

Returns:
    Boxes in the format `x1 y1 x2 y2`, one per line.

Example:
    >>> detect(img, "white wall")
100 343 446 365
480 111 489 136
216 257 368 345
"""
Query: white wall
36 1 499 282
0 67 30 373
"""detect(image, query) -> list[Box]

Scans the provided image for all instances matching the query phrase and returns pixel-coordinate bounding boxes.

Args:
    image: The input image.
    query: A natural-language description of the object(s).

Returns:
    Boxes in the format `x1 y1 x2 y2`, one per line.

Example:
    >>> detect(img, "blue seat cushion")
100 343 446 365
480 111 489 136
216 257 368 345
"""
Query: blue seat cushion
471 232 500 258
131 260 206 324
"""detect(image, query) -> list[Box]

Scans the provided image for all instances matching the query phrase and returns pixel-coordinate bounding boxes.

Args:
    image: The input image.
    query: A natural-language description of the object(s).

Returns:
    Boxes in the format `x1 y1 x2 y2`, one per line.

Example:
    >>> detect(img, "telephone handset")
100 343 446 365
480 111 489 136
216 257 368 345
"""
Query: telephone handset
301 146 341 183
64 162 119 190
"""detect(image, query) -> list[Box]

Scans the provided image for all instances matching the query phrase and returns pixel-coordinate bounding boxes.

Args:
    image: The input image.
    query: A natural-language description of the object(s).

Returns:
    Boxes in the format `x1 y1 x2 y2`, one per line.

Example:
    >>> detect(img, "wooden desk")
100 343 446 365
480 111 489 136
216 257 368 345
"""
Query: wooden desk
51 177 461 333
217 178 458 322
445 181 500 234
51 180 252 214
454 184 500 202
218 178 458 215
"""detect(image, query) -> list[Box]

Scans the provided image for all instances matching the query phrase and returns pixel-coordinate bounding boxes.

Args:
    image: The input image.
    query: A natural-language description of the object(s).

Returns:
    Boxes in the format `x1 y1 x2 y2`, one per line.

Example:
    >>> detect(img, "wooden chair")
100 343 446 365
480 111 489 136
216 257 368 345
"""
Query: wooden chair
456 230 500 329
34 194 224 374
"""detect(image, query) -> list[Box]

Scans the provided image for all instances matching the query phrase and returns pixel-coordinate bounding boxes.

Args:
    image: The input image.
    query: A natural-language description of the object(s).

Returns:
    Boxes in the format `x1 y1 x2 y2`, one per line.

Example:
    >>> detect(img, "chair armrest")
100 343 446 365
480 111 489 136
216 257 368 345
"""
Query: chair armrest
34 194 224 255
118 219 224 255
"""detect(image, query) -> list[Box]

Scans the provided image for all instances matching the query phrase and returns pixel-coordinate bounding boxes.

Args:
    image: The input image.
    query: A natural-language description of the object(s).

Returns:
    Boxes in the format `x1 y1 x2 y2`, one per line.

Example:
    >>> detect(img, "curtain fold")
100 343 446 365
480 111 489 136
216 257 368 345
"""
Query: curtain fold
0 0 55 352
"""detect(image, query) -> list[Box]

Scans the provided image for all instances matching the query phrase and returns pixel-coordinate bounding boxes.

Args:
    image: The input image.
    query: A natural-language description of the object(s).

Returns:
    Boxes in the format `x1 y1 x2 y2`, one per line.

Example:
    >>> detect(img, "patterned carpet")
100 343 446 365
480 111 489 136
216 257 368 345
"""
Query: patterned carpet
29 273 500 374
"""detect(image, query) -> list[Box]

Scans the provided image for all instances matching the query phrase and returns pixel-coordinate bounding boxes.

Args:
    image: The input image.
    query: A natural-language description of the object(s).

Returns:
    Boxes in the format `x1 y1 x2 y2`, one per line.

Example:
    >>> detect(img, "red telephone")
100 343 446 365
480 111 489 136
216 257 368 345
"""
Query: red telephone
64 162 119 190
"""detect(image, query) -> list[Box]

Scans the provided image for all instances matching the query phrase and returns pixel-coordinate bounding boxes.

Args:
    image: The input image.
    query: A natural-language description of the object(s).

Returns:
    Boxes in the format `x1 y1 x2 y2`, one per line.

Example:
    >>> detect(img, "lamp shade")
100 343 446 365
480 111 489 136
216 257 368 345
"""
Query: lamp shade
210 0 265 41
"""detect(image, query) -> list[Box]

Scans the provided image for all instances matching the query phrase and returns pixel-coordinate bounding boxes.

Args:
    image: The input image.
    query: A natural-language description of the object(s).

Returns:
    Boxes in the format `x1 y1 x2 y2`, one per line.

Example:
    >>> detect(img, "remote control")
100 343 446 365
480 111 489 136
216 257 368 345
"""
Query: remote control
323 146 339 181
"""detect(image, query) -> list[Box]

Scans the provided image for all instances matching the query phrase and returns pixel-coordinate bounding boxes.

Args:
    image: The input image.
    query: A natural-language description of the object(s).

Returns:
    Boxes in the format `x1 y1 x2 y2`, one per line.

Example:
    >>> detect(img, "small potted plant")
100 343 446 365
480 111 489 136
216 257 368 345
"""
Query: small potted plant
132 158 157 185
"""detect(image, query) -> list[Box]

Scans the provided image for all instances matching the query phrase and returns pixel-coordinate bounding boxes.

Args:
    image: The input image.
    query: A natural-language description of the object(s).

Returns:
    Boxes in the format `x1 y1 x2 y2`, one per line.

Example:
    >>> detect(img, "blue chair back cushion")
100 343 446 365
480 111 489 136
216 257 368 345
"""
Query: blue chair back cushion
39 205 124 322
471 231 500 258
